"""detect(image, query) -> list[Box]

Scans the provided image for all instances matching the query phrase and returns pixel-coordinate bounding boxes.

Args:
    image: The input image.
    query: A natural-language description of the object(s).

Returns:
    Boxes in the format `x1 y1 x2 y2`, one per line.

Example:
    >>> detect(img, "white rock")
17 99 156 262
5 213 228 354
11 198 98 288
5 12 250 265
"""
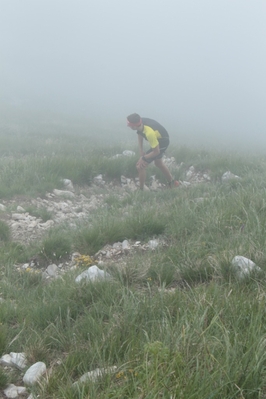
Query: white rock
122 240 130 251
12 213 26 220
122 150 135 156
232 256 261 278
10 352 27 369
4 384 27 398
110 154 123 159
28 221 38 229
62 178 74 191
75 265 111 283
94 174 103 181
17 206 25 212
0 354 12 366
150 180 160 190
127 181 138 191
186 166 195 180
93 175 105 185
23 361 47 386
74 366 117 385
203 173 211 181
0 352 27 369
0 203 7 211
46 264 58 277
113 242 122 249
222 171 241 181
148 239 159 249
180 181 191 187
121 175 128 184
53 189 75 199
39 220 54 229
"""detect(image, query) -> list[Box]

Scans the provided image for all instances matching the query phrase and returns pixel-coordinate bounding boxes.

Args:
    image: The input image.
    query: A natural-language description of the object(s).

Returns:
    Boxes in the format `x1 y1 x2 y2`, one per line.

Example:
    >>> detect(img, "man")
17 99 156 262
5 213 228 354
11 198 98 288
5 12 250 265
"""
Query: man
127 113 179 190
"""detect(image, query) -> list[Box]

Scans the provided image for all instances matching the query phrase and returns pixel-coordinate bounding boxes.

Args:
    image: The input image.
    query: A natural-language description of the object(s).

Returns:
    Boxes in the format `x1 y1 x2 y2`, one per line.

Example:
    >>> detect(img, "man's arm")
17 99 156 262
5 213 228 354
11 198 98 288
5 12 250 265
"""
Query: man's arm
137 144 160 170
138 134 145 156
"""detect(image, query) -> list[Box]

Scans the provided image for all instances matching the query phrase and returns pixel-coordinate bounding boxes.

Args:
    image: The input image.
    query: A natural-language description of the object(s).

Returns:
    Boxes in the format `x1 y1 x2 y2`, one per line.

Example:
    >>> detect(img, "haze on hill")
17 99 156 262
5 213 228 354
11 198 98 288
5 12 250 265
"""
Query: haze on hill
1 0 266 151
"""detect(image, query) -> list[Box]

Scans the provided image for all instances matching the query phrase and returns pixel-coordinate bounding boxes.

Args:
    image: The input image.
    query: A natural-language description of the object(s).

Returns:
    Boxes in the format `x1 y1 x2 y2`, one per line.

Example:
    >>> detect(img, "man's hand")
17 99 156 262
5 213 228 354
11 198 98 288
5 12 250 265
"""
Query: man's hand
136 156 148 170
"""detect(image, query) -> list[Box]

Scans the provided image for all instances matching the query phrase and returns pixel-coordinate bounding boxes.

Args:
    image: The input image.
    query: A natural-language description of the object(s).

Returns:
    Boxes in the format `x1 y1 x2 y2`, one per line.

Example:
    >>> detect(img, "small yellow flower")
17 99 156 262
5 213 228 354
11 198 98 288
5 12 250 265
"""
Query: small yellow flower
75 254 96 268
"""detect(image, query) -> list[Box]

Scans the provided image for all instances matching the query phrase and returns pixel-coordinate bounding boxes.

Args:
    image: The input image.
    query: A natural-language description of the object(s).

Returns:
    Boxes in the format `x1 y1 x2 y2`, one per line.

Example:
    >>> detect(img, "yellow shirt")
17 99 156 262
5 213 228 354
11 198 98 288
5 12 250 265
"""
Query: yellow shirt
142 125 162 148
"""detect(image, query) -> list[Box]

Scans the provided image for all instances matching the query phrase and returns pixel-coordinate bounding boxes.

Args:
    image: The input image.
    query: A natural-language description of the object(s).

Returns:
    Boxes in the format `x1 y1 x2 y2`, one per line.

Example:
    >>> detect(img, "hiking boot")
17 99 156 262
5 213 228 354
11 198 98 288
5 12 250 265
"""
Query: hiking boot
168 180 180 188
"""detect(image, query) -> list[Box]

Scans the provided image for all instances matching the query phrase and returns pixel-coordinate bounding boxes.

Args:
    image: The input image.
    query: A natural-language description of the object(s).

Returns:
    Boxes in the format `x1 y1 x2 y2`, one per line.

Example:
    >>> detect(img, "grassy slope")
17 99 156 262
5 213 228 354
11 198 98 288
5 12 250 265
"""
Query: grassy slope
0 115 266 398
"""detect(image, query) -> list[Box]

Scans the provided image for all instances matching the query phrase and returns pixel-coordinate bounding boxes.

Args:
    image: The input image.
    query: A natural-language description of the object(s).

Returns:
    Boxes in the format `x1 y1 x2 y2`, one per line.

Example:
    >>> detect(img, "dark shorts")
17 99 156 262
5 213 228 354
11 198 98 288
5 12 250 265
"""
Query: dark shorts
145 138 169 164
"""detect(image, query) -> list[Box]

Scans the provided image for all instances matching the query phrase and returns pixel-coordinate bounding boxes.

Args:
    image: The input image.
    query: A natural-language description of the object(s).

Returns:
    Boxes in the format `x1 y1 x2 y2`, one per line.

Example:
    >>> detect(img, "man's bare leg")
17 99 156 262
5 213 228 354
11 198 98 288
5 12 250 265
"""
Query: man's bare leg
138 167 146 190
154 158 173 183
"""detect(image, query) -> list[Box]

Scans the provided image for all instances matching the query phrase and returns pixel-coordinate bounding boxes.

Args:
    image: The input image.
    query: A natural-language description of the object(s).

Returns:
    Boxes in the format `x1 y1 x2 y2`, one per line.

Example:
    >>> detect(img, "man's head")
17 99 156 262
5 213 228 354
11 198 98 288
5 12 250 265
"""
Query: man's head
127 113 143 131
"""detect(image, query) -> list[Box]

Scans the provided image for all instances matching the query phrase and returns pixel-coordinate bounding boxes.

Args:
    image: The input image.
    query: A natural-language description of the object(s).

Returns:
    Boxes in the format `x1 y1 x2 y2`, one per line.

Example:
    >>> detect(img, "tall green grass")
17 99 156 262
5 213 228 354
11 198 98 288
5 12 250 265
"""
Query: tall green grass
1 126 266 397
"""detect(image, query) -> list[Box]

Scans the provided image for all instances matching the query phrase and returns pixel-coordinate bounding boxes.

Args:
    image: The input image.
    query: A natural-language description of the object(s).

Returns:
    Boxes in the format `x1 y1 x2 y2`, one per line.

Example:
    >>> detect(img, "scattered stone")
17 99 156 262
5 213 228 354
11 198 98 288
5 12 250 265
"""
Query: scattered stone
17 206 25 212
46 264 59 277
148 239 159 249
112 242 122 249
163 157 176 168
122 240 130 252
10 352 27 370
231 256 261 278
121 175 130 185
150 178 161 190
0 354 12 367
21 263 29 270
94 239 167 264
122 150 135 156
39 220 54 229
0 352 27 370
203 173 211 181
110 153 123 159
12 213 26 220
111 150 135 158
93 174 105 186
1 161 214 269
53 189 75 199
0 203 6 211
23 361 47 386
74 366 117 385
75 265 111 283
186 166 195 180
62 178 74 191
120 175 139 191
180 181 191 187
182 165 211 184
4 384 27 398
222 171 241 181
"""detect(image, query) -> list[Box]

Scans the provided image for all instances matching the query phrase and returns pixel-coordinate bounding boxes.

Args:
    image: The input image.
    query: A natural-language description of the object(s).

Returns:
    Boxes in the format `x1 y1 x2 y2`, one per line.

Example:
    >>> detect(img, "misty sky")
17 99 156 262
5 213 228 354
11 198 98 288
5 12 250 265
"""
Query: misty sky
1 0 266 143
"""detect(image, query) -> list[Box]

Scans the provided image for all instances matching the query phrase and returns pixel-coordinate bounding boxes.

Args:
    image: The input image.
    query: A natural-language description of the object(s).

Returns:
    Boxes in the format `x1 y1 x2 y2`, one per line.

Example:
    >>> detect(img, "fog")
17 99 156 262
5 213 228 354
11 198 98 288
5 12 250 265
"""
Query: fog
1 0 266 149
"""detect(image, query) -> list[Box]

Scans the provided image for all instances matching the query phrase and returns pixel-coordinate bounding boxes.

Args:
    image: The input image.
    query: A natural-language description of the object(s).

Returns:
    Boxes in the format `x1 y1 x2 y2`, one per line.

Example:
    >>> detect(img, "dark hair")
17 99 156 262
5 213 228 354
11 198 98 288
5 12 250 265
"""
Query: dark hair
127 113 141 123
